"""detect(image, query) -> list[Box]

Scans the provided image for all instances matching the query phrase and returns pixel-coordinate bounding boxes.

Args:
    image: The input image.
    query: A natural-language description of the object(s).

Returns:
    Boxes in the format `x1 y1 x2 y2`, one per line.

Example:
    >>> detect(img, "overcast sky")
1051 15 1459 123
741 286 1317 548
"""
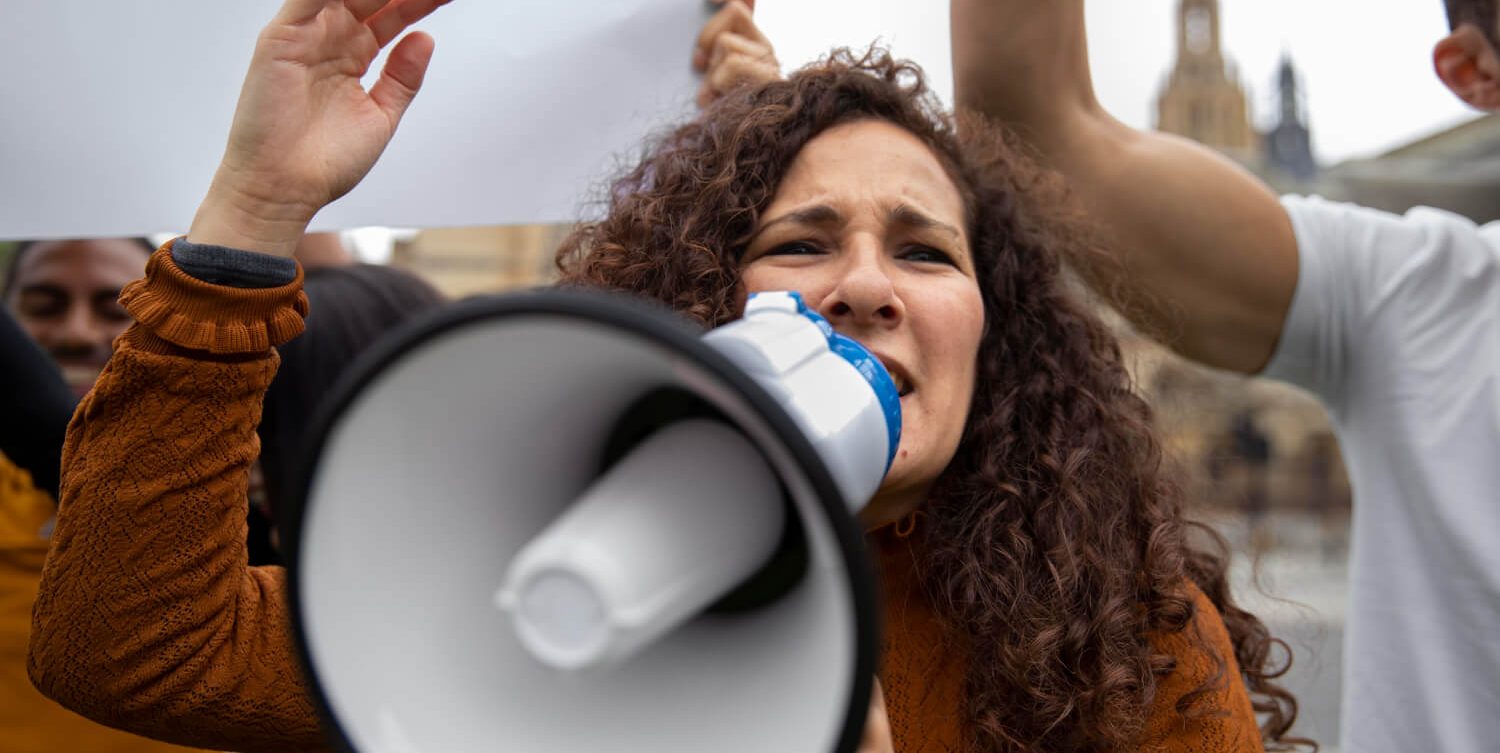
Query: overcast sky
760 0 1483 164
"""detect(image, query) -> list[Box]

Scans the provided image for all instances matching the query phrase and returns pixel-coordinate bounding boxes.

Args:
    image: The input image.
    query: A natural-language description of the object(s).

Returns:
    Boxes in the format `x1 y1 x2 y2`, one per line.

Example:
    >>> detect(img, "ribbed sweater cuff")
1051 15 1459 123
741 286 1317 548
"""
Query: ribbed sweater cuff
119 238 309 356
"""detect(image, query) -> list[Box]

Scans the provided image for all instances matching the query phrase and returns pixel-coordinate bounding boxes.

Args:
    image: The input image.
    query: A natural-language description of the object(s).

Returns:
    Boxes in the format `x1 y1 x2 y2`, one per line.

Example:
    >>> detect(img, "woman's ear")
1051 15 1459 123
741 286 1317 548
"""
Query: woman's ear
1434 24 1500 111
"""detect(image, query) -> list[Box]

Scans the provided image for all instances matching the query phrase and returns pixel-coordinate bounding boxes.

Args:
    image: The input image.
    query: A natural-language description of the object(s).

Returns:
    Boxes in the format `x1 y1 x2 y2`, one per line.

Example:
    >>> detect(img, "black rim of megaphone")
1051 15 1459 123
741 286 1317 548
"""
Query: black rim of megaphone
279 288 879 753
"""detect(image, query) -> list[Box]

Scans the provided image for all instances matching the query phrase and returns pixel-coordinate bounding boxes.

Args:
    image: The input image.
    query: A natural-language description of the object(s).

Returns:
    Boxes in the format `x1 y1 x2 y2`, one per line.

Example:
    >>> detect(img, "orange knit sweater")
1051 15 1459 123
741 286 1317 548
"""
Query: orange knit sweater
29 246 1262 753
2 453 208 753
872 527 1262 753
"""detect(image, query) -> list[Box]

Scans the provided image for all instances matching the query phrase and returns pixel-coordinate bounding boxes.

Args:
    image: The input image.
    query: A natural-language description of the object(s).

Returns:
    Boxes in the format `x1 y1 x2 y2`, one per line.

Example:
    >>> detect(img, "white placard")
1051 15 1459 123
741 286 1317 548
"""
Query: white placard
1 2 1470 241
0 1 953 241
0 1 726 239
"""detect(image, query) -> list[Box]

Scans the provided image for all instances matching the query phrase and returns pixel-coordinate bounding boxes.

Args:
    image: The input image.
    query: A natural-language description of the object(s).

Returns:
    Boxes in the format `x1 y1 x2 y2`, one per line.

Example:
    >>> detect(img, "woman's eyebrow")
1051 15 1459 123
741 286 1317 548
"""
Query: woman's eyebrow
756 204 844 234
754 203 962 241
890 204 961 240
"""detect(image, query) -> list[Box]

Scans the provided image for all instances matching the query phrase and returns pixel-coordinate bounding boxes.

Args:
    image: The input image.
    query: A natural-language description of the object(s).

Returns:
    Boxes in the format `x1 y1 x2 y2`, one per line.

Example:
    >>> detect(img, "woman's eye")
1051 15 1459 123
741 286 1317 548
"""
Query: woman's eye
902 245 956 265
766 241 823 257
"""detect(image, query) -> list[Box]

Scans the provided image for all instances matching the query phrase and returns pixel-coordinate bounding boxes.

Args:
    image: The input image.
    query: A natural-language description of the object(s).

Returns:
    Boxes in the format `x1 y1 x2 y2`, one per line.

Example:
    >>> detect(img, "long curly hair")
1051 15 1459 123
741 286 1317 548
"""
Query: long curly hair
557 49 1302 753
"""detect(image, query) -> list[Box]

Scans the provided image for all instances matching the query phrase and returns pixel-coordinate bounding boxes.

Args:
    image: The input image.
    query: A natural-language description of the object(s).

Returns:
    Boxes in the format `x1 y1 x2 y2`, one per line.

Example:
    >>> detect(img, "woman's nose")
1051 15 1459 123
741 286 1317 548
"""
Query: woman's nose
818 248 903 330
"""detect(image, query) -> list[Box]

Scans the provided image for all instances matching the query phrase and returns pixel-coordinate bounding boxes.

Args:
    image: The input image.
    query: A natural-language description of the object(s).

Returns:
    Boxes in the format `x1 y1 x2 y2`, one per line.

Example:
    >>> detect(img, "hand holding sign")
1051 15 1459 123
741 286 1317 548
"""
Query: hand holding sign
189 0 452 258
693 0 780 108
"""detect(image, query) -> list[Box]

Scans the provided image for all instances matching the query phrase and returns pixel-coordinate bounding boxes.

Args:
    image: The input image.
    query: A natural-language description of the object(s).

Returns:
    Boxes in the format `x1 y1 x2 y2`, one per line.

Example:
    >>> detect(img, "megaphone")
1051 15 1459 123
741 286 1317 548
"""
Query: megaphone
282 289 901 753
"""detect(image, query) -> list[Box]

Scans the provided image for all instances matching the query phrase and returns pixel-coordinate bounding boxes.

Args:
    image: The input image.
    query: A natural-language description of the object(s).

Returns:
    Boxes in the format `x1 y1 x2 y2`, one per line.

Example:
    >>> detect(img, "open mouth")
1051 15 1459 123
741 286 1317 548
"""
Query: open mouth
876 356 915 398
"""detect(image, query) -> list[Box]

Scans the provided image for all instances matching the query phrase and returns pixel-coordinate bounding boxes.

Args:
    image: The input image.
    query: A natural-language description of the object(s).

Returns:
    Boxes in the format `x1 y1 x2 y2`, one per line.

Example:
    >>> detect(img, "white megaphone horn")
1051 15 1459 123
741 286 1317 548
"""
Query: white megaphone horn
281 289 900 753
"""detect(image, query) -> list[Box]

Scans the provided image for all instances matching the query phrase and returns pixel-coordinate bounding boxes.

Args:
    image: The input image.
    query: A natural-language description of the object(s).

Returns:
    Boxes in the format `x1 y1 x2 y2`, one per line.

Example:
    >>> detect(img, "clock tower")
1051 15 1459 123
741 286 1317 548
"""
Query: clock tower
1155 0 1258 161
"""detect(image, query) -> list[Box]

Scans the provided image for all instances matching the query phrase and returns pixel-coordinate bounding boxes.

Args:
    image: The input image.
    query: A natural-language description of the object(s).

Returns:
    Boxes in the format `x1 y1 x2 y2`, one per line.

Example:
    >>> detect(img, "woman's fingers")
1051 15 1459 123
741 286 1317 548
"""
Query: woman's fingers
344 0 390 22
694 0 767 70
708 31 773 73
276 0 338 25
368 0 453 48
694 0 781 109
369 30 436 123
697 32 780 107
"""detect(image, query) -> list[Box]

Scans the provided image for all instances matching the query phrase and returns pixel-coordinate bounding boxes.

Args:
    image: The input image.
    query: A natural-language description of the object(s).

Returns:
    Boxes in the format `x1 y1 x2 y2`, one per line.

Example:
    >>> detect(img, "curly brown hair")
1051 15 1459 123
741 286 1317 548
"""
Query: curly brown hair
556 49 1303 753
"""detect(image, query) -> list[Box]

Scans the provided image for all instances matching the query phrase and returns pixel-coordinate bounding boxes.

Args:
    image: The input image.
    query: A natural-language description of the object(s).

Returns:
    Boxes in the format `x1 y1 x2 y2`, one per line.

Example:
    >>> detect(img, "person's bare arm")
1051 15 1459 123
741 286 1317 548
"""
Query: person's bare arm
950 0 1298 374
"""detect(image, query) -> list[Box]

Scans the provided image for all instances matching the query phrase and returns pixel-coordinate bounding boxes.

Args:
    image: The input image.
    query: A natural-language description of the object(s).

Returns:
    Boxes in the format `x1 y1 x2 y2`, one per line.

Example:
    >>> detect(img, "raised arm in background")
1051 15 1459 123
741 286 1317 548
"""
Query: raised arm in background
953 8 1500 753
949 0 1299 374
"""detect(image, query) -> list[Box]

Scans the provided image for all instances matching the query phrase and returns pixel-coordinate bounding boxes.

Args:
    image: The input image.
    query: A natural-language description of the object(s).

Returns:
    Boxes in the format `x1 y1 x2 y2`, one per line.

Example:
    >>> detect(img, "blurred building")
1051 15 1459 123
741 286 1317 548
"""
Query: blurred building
1155 0 1259 162
1263 54 1320 187
1155 0 1324 192
1156 0 1500 225
1143 2 1495 535
1142 36 1353 717
1140 0 1349 533
390 224 569 298
1117 322 1350 530
1326 113 1500 223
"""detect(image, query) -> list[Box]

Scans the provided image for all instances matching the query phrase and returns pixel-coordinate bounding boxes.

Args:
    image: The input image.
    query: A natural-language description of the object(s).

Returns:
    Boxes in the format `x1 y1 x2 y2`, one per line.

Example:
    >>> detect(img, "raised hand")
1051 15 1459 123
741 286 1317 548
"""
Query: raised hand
190 0 452 257
693 0 780 108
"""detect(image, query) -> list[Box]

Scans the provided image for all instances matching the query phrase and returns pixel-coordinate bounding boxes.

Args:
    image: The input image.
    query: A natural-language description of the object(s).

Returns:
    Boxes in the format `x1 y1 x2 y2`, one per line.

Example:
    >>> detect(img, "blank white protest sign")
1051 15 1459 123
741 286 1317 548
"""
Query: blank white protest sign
0 2 952 240
0 1 715 239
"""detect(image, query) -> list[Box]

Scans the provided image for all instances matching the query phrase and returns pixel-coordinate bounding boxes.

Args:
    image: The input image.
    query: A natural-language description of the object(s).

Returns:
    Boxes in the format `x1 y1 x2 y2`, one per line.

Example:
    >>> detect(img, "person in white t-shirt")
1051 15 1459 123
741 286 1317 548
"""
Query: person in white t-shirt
941 1 1500 751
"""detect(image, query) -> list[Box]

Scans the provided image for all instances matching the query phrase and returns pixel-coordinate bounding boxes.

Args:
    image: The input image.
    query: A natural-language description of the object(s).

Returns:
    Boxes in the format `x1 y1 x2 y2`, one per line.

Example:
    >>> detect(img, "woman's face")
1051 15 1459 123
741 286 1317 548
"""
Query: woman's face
740 119 986 528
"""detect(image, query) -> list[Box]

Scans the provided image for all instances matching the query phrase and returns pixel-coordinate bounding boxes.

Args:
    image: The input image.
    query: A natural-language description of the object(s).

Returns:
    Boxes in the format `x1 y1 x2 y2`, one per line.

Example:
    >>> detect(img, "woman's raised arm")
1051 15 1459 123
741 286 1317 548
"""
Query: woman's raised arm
190 0 449 258
29 3 457 750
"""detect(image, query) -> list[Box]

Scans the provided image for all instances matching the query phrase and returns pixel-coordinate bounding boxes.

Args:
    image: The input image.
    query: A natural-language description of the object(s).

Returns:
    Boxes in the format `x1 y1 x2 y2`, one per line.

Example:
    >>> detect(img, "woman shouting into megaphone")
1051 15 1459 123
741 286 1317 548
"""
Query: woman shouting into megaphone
29 1 1299 752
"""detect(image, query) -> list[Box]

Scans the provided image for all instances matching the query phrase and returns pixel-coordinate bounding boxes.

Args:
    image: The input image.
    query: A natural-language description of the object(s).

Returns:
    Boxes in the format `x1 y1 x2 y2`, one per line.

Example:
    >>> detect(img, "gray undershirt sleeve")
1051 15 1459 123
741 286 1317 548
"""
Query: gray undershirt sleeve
170 238 299 289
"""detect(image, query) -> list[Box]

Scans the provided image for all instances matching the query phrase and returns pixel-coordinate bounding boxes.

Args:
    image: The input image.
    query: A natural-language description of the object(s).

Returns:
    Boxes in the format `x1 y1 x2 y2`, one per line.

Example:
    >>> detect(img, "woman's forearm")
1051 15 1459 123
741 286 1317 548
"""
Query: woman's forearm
28 248 326 753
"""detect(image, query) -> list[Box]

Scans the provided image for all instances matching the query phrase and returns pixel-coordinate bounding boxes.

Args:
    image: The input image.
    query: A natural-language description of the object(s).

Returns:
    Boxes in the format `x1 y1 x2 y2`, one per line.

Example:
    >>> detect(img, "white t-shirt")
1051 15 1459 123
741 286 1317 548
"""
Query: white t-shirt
1265 196 1500 753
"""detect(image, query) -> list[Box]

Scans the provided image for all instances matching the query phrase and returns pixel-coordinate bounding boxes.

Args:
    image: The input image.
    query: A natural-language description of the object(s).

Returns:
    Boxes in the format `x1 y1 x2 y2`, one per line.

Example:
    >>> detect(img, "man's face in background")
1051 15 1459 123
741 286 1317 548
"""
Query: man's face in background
4 239 150 396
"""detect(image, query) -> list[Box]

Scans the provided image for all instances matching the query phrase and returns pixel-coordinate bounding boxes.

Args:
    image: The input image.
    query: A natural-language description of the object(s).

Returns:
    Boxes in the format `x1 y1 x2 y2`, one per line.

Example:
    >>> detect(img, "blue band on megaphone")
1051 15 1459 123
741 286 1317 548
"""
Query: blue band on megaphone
748 292 902 472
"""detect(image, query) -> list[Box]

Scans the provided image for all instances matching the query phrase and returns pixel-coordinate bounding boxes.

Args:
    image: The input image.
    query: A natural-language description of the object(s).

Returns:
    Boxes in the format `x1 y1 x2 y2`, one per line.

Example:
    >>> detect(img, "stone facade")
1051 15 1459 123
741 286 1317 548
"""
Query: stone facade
1142 1 1348 543
390 224 569 298
1155 0 1259 162
1327 113 1500 223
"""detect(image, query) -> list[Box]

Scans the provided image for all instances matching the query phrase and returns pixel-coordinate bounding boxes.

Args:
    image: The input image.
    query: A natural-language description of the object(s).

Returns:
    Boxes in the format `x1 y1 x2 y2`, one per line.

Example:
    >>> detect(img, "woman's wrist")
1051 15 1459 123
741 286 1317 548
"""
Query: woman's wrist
188 173 317 259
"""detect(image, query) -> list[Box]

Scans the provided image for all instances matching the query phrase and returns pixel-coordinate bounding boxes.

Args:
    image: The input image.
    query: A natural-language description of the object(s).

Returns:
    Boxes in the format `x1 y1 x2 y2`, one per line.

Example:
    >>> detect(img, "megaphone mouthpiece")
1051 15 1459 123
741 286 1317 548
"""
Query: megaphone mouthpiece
496 418 784 670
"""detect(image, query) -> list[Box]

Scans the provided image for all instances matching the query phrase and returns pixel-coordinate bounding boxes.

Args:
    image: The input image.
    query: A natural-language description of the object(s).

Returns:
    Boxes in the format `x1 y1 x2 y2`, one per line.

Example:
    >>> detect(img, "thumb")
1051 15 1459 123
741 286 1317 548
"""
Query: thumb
370 31 437 126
